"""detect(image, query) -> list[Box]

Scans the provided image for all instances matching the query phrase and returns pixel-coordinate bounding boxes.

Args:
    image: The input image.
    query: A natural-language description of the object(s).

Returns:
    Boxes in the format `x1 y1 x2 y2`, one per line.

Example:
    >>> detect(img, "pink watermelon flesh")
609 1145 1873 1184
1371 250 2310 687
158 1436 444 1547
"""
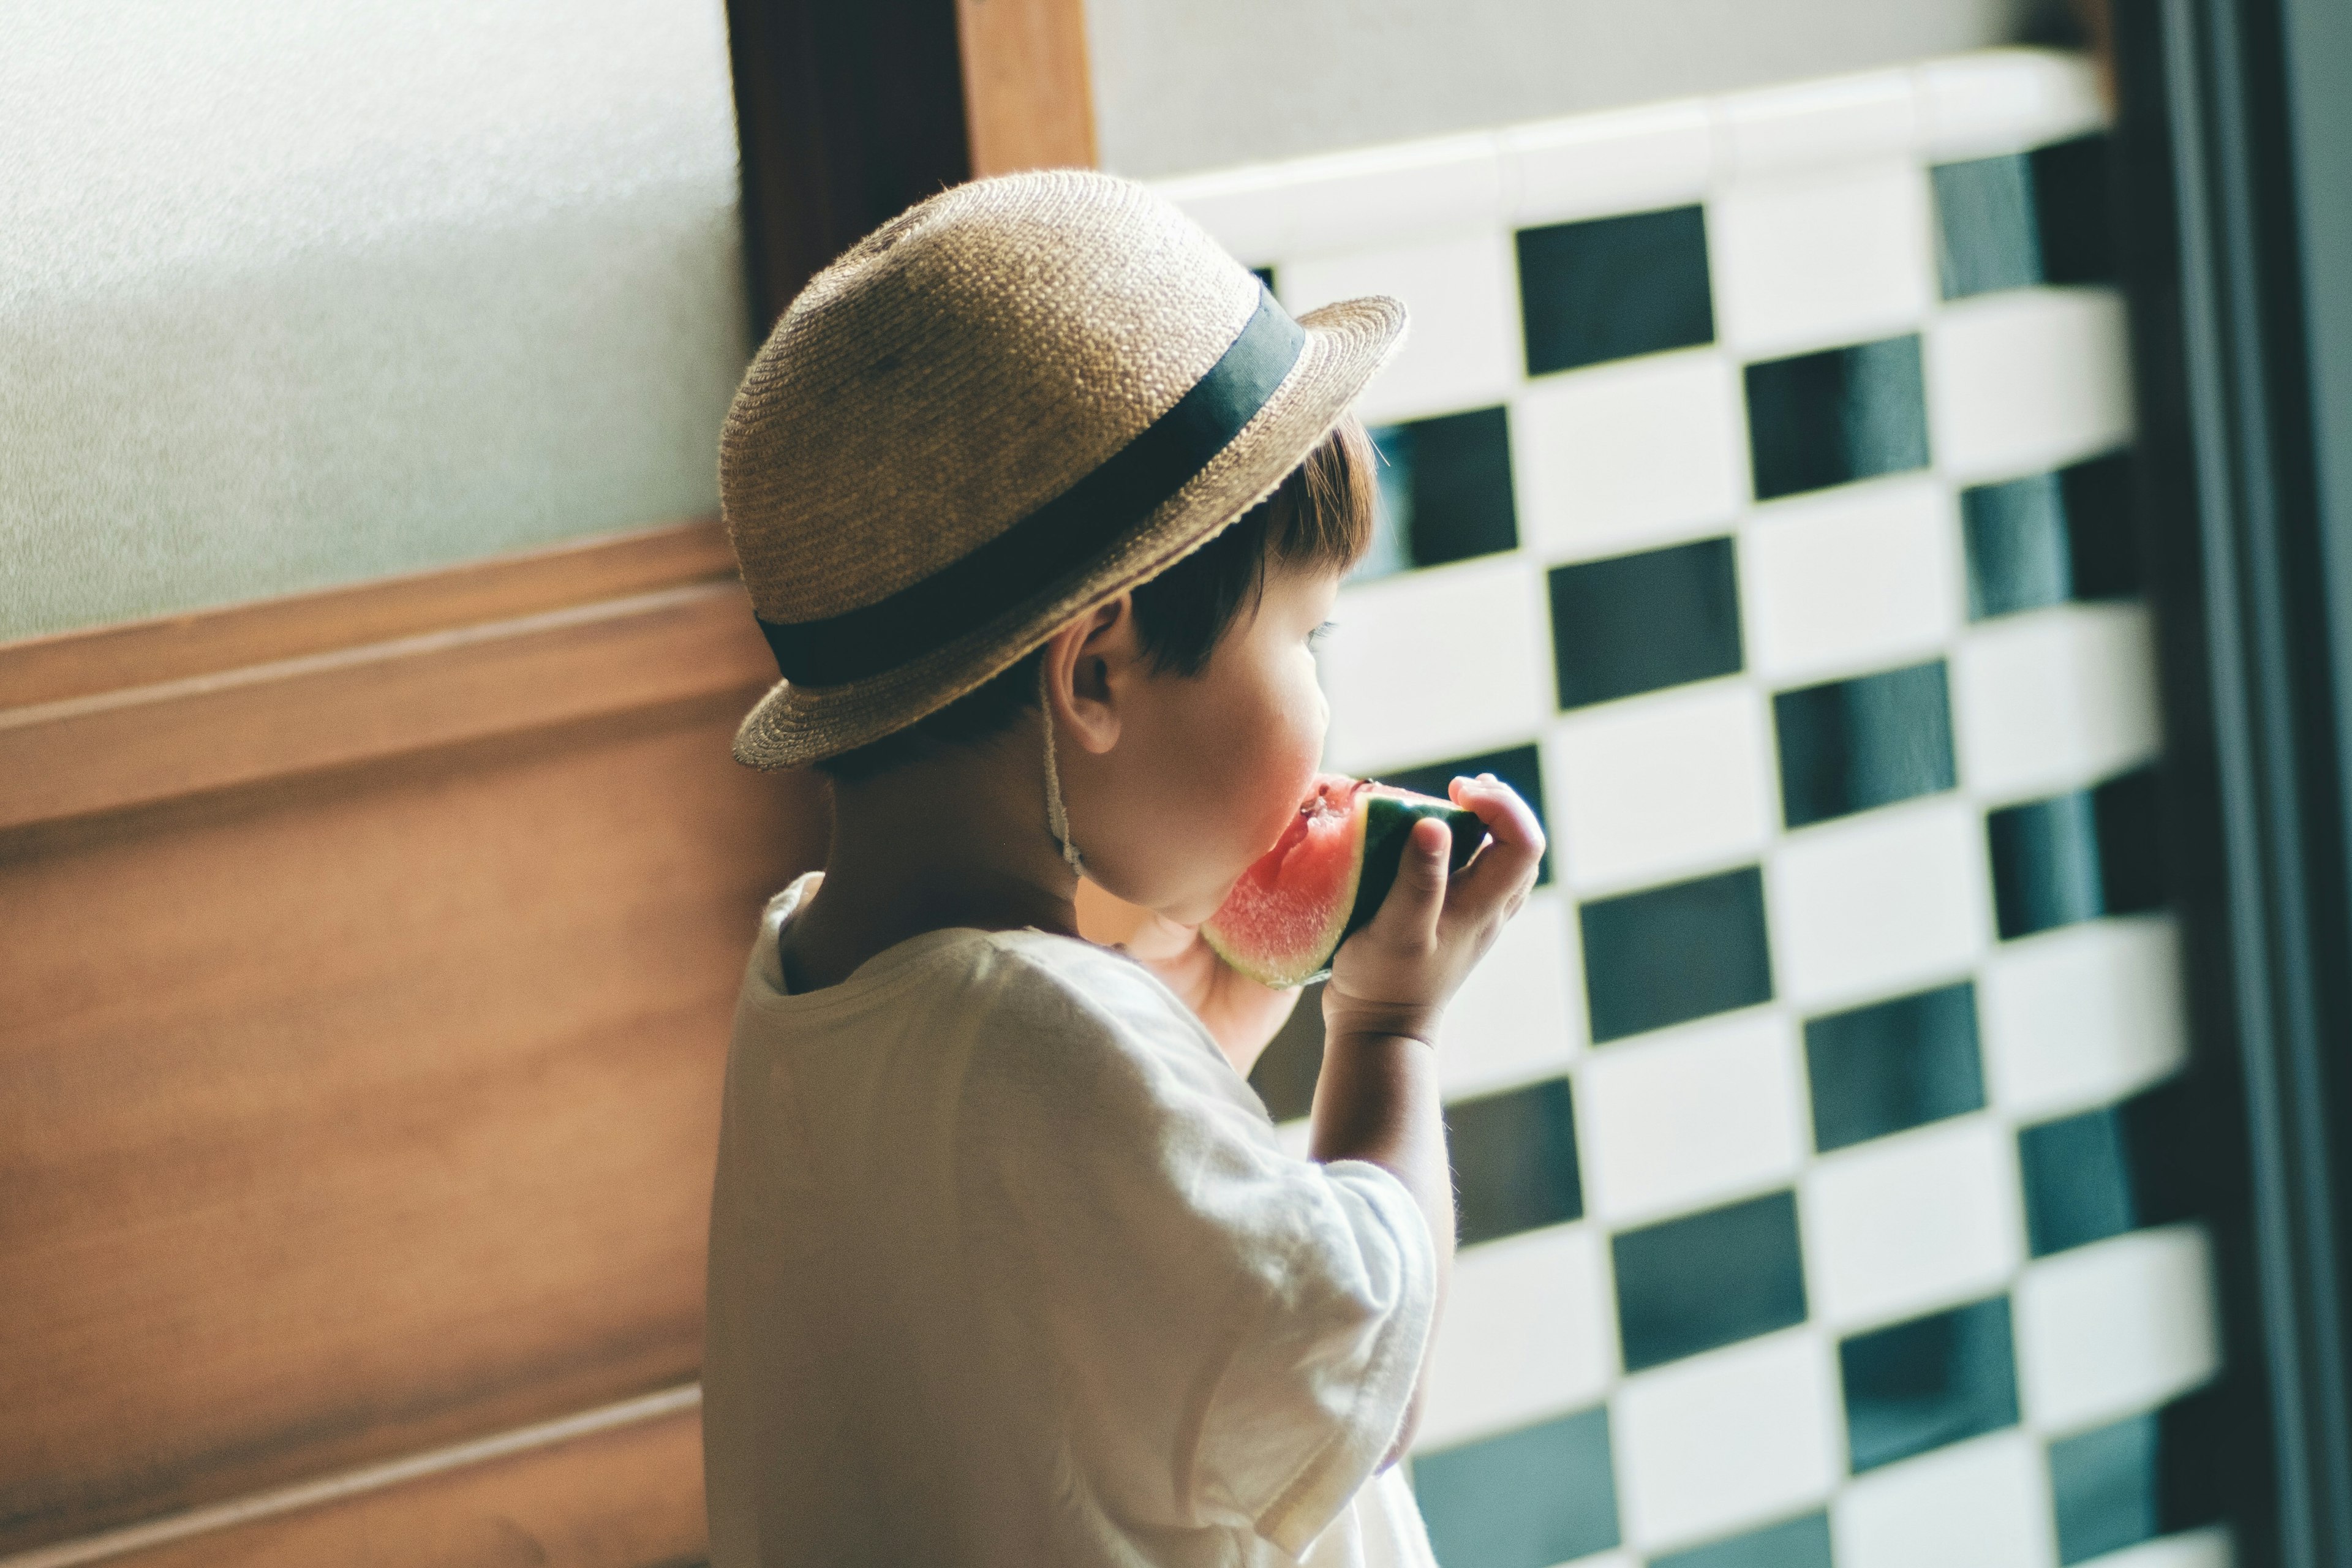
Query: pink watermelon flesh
1202 773 1485 988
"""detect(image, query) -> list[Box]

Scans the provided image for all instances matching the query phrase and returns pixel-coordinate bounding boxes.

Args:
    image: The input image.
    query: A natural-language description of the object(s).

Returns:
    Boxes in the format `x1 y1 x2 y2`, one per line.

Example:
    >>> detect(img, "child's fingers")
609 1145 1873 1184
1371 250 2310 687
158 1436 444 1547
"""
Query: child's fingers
1366 814 1450 947
1444 775 1545 914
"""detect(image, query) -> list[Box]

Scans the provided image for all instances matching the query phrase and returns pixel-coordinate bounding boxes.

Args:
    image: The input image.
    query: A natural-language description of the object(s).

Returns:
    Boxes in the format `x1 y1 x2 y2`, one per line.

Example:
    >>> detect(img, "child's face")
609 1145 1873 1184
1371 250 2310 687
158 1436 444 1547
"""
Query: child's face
1080 561 1341 925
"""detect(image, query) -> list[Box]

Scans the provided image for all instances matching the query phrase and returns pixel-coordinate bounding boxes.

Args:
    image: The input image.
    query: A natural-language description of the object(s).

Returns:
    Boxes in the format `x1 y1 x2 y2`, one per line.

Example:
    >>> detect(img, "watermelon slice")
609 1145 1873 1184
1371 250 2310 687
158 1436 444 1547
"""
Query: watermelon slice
1202 773 1485 988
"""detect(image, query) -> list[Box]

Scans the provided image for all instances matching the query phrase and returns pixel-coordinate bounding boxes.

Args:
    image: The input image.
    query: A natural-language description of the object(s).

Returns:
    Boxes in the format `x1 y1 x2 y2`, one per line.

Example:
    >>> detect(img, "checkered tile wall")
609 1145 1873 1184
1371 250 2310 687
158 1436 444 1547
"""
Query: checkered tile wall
1161 48 2230 1568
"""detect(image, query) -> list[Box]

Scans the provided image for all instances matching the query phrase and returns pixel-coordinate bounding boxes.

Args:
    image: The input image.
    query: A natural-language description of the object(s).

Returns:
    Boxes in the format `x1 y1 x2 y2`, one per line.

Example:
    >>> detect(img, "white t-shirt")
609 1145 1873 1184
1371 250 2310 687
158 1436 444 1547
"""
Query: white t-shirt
703 873 1441 1568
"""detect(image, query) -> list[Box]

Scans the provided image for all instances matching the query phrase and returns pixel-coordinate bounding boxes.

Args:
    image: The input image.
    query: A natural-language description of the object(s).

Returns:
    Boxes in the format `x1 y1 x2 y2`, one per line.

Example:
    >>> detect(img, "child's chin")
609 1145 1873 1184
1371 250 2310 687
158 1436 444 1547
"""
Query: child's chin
1158 884 1234 930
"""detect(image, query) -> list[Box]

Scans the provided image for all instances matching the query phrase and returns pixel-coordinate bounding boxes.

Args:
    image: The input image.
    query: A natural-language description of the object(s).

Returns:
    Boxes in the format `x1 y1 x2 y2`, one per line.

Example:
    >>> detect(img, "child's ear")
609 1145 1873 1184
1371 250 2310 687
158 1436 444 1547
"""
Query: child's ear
1047 595 1135 755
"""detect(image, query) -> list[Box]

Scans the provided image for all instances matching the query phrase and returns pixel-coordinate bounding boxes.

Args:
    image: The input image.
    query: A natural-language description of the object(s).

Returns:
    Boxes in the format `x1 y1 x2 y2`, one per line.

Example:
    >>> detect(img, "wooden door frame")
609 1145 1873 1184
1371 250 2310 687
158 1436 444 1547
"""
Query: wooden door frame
724 0 1098 340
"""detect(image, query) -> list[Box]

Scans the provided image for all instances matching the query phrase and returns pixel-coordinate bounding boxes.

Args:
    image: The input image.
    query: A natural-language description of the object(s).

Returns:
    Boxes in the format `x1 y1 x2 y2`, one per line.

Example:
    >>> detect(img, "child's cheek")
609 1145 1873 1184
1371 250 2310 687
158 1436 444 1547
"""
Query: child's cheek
1244 675 1327 853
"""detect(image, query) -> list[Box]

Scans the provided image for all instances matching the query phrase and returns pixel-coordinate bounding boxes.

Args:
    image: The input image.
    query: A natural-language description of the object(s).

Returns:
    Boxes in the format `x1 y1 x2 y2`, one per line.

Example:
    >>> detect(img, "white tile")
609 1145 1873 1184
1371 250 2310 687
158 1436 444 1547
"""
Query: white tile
2016 1225 2222 1432
1581 1011 1804 1226
1805 1119 2022 1329
1288 134 1512 257
1613 1330 1841 1550
1743 477 1958 682
1929 289 2135 483
1515 350 1743 562
1504 99 1715 227
1547 683 1771 894
1156 134 1510 264
1917 49 2109 162
1710 164 1934 356
1442 888 1583 1094
2078 1525 2236 1568
1320 559 1545 772
1833 1431 2057 1568
1276 1116 1313 1161
1418 1224 1614 1447
1770 800 1989 1006
1953 603 2163 800
1283 232 1519 424
1980 915 2189 1118
1716 69 1921 178
1155 167 1298 266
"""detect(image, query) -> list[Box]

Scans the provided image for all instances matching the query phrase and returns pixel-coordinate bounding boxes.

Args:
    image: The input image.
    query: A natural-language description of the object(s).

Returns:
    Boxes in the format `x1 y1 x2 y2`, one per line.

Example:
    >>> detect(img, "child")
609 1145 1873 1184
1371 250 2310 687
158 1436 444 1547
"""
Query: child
703 170 1544 1567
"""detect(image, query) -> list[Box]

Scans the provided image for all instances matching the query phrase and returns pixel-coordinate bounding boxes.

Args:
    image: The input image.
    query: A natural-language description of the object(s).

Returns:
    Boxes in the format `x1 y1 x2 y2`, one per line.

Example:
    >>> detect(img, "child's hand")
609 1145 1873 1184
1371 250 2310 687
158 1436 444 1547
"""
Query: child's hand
1324 774 1545 1047
1075 878 1304 1075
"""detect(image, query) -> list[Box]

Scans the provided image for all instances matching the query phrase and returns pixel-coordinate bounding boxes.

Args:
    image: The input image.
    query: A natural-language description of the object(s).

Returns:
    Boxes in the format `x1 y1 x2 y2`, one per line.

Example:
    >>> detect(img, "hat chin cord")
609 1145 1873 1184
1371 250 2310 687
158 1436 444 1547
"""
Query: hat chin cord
1039 660 1088 878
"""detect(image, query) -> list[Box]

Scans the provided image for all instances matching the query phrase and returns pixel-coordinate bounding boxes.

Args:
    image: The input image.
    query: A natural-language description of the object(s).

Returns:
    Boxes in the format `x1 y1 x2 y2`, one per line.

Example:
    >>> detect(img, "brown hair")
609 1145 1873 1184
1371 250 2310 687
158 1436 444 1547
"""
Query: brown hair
818 413 1378 781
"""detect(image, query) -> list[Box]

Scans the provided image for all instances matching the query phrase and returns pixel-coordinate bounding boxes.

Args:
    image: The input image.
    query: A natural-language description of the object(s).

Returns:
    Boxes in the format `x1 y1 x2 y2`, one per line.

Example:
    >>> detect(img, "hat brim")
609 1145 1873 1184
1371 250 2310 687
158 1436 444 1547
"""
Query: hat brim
730 295 1408 770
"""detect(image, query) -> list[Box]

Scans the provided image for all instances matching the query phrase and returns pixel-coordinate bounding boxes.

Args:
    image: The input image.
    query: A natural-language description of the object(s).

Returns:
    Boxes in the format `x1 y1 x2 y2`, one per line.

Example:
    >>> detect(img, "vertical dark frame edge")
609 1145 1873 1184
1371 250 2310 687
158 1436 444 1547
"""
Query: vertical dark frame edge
2114 0 2352 1562
722 0 974 345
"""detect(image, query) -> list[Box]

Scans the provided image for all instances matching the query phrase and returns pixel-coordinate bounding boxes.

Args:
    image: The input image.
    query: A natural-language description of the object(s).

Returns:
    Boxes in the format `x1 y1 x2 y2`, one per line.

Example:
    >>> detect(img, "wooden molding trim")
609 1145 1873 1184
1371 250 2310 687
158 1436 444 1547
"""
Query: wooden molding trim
0 522 775 835
0 519 738 710
0 581 772 834
956 0 1098 175
7 1392 705 1568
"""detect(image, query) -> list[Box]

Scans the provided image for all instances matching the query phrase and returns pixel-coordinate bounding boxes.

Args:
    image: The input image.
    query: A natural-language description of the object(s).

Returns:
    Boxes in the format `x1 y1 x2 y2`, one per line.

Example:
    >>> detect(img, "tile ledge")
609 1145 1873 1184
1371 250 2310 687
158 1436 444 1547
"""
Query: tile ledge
1155 48 2106 263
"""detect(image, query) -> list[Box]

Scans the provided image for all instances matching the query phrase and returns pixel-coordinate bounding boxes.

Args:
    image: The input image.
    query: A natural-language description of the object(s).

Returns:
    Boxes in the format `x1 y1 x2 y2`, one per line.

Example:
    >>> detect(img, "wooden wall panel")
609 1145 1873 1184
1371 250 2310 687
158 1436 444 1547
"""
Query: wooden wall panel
0 522 739 710
106 1402 705 1568
0 525 825 1560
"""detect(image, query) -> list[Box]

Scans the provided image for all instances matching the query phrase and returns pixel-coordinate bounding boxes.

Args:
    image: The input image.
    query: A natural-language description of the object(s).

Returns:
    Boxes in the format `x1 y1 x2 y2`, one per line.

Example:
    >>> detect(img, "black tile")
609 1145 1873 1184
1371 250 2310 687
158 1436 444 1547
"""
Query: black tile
1363 408 1519 579
2027 137 2118 285
1804 982 1986 1153
1613 1191 1807 1371
1517 206 1715 375
1380 742 1551 885
2019 1079 2198 1257
1248 980 1325 1123
2051 1411 2161 1564
1841 1296 2019 1472
1987 767 2165 940
1934 135 2115 300
1362 423 1417 579
1549 538 1743 710
1449 1077 1583 1246
1934 151 2035 297
1775 661 1957 827
1581 866 1774 1044
1652 1512 1834 1568
1414 1405 1621 1568
2047 1390 2229 1564
1963 472 2069 616
1963 451 2139 619
1745 336 1932 502
2021 1105 2135 1258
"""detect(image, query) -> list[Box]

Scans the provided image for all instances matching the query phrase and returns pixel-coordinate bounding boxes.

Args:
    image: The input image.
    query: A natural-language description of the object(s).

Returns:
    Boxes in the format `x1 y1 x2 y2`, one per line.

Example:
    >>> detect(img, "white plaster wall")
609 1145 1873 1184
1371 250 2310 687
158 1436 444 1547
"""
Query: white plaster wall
1 1 747 639
1086 0 2043 178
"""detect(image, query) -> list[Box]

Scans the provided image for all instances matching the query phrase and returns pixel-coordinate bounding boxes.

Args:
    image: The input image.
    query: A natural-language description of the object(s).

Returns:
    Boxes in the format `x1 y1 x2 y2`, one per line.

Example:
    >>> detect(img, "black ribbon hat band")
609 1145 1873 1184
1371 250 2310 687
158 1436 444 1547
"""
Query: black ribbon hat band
755 287 1308 688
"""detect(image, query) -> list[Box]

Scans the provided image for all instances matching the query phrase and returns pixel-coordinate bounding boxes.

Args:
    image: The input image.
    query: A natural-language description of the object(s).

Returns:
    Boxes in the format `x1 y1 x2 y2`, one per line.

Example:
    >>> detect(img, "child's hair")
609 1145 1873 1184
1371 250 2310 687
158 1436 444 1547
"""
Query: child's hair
818 413 1378 782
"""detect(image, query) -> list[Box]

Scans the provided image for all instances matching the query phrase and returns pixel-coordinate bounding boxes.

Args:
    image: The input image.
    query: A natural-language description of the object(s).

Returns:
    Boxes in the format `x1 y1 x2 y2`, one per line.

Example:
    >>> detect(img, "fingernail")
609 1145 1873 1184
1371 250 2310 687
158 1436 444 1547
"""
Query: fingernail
1479 772 1499 783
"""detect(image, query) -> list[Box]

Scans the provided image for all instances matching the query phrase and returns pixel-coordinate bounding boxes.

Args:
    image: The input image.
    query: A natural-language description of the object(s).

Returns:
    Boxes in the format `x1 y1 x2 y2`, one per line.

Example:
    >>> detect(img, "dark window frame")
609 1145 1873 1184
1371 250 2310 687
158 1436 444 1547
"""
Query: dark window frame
2114 0 2352 1562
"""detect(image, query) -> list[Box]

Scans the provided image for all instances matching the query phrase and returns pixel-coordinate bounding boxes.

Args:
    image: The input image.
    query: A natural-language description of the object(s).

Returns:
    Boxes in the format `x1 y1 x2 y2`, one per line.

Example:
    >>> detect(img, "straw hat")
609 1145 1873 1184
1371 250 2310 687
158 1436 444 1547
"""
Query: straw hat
720 168 1406 769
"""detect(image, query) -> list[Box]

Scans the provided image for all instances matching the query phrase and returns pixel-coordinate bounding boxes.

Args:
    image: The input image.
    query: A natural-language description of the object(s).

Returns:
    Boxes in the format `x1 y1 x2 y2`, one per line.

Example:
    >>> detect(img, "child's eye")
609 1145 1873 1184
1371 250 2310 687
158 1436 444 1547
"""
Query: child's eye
1308 620 1336 649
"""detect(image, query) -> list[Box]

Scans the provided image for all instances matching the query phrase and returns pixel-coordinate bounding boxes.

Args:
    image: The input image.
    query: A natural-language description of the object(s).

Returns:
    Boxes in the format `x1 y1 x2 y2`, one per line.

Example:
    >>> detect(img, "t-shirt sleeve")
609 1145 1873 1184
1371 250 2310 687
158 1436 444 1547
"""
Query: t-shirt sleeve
963 941 1438 1557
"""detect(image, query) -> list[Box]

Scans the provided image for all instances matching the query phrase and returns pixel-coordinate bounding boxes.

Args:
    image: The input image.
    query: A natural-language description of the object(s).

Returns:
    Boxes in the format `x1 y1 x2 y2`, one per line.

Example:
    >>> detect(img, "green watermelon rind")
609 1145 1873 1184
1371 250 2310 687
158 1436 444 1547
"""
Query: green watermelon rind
1340 796 1488 951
